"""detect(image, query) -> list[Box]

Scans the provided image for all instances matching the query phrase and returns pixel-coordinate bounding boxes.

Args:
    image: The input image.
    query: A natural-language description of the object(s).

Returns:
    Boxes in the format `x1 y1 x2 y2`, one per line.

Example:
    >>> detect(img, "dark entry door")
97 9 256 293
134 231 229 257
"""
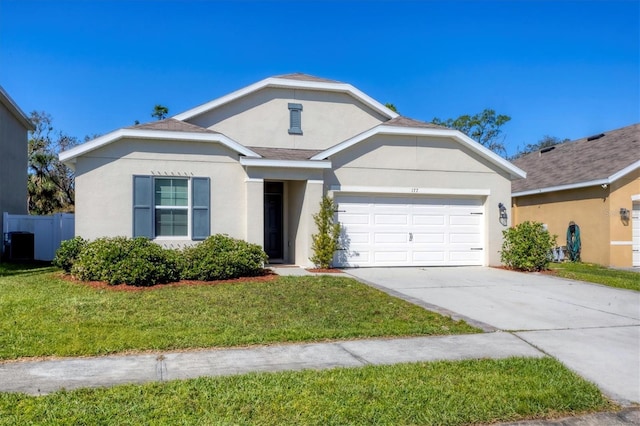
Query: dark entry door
264 182 284 261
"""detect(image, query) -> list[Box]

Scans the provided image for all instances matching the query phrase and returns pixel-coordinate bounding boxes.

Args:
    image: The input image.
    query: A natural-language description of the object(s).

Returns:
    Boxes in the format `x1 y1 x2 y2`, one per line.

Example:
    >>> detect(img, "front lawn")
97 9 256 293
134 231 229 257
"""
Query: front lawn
0 264 478 360
550 262 639 291
0 357 613 425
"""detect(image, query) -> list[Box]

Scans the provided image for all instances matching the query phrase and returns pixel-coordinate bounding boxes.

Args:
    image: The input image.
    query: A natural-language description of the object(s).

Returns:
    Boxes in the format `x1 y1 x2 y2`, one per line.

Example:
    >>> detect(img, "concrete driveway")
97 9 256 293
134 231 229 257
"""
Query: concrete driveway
345 267 640 405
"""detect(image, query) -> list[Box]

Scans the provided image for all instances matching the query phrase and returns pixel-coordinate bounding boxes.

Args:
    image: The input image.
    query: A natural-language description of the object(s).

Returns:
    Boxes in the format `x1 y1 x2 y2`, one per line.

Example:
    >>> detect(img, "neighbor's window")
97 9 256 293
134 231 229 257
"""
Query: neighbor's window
288 103 303 135
154 178 188 237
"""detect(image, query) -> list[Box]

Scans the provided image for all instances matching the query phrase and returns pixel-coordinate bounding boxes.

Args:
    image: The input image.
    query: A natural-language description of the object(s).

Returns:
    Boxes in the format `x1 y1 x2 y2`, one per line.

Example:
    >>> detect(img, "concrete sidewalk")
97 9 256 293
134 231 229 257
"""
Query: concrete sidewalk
0 332 540 395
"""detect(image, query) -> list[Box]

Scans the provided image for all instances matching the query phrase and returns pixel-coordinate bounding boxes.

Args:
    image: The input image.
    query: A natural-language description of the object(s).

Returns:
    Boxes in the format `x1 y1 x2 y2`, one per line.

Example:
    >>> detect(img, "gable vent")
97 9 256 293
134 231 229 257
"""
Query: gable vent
587 133 605 141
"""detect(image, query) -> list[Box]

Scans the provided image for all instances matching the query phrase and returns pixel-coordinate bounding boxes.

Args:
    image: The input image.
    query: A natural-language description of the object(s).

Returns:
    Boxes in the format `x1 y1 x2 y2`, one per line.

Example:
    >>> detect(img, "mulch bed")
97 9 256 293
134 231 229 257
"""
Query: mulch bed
59 269 278 292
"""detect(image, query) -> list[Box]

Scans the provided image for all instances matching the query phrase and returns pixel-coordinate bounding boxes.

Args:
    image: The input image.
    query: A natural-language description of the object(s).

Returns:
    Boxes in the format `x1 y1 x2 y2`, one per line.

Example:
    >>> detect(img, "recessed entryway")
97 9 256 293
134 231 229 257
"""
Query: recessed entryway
264 182 284 262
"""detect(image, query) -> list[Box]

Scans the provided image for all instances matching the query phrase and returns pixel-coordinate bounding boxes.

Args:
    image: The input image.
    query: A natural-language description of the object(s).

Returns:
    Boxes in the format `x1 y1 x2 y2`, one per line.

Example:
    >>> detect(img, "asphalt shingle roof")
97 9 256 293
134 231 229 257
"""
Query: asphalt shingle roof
274 73 343 83
383 116 448 130
129 118 218 134
248 147 322 161
511 123 640 193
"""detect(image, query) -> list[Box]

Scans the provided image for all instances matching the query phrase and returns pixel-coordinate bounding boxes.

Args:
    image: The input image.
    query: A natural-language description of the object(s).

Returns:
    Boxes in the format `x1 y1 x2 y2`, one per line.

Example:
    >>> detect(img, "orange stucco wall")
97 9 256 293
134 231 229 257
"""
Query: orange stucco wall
608 169 640 267
512 171 640 267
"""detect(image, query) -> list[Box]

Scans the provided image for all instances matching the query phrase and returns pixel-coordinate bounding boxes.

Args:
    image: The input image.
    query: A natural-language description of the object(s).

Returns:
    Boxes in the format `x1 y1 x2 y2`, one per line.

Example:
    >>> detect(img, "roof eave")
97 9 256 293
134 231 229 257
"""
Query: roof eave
172 77 399 122
239 157 332 169
59 128 261 165
512 159 640 197
312 125 526 180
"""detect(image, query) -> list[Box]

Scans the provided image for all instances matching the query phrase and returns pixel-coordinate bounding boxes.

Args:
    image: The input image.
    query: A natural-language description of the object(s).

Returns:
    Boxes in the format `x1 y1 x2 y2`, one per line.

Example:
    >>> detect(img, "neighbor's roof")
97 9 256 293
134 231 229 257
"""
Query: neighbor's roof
512 123 640 196
172 73 399 122
0 85 35 131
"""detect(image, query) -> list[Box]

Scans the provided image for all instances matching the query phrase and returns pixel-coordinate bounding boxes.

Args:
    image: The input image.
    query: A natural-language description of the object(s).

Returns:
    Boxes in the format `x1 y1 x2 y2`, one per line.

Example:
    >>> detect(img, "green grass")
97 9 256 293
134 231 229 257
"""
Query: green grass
0 264 478 360
0 357 613 425
550 262 639 291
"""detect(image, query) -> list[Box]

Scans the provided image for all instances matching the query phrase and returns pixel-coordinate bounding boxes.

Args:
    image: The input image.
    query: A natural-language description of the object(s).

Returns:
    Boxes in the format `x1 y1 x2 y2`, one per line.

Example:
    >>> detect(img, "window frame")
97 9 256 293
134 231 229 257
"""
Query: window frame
153 177 191 239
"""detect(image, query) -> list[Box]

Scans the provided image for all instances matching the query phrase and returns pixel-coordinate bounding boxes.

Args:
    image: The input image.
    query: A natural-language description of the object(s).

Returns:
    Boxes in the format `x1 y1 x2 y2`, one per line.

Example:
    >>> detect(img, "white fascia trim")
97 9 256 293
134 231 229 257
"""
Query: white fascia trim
312 126 526 179
609 160 640 182
172 77 399 121
244 178 264 183
330 185 490 196
59 129 261 164
513 160 640 198
512 179 610 197
239 157 332 169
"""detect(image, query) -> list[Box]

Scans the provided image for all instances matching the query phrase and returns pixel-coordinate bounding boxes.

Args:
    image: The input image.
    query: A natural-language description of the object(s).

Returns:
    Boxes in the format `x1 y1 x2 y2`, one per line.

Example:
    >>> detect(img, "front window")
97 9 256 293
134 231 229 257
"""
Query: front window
154 178 188 237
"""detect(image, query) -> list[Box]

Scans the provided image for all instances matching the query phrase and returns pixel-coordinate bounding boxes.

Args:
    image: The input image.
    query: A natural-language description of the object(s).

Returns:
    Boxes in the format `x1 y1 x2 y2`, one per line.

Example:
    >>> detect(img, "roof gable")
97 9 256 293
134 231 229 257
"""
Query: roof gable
172 74 399 122
512 123 640 196
311 117 525 180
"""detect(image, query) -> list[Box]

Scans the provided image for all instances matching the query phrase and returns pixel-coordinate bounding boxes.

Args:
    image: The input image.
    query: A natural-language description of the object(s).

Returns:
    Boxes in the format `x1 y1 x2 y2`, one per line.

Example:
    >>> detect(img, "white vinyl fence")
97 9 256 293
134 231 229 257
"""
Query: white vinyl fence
2 212 75 261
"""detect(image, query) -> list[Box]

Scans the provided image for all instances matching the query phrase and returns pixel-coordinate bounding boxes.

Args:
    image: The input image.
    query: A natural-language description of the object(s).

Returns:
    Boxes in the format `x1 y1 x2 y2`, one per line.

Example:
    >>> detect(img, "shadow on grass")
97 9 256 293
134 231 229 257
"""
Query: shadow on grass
0 260 57 277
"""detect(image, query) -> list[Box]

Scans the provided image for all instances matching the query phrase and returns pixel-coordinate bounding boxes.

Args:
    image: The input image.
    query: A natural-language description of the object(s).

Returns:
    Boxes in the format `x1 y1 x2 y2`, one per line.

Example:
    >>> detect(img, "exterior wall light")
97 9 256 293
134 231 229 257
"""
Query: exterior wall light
620 207 630 221
498 203 508 220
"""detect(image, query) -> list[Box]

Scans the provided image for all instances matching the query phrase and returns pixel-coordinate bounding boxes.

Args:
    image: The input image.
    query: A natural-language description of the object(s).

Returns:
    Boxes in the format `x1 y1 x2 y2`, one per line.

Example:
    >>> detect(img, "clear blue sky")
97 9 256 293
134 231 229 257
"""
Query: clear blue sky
1 0 638 156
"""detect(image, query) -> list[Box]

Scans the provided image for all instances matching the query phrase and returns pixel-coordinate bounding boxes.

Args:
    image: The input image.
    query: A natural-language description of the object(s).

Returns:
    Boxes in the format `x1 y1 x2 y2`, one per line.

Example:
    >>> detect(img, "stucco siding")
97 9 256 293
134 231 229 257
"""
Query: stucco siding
512 186 611 266
609 169 640 267
0 102 28 234
187 87 387 150
326 135 513 266
73 138 247 245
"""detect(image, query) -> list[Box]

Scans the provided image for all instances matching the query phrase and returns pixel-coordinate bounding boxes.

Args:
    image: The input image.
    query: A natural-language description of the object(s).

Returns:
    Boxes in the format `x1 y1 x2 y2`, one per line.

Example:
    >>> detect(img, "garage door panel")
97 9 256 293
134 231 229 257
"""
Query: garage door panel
344 231 370 244
374 251 409 262
449 215 482 226
412 233 445 244
340 214 370 225
450 233 482 244
413 215 445 225
375 214 408 225
374 233 408 243
412 251 446 262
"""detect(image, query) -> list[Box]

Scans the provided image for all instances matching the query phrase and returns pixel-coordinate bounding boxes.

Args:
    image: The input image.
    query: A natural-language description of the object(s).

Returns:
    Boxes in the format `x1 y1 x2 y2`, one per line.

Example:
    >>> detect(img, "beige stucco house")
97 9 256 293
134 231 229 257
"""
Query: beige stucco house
512 124 640 268
60 74 525 267
0 85 34 236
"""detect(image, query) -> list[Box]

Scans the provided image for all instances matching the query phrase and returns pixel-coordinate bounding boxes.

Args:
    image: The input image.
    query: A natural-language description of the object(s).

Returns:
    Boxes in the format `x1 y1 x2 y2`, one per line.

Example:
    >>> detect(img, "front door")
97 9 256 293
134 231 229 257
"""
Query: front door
264 182 284 261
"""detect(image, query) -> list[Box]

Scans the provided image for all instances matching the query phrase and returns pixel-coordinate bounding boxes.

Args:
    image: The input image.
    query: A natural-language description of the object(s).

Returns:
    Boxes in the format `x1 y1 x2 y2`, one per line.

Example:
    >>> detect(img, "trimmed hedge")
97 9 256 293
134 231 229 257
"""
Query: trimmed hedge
182 234 268 281
58 235 267 286
52 236 87 273
501 221 557 272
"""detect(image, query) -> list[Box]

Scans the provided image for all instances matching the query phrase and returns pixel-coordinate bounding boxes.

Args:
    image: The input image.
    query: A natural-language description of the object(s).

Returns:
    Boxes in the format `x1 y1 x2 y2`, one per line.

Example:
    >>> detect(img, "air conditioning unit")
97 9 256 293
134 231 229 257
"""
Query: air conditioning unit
4 232 35 261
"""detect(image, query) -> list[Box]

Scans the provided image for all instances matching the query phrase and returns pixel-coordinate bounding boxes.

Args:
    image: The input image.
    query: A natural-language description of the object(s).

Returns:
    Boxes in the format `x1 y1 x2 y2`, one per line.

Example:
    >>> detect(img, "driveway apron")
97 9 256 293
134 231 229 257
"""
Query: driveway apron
345 266 640 405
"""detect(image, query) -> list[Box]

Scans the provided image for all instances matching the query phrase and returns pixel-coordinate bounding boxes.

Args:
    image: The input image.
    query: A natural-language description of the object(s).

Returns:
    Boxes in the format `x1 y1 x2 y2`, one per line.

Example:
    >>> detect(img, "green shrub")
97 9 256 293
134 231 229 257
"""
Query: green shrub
310 196 341 269
181 234 267 281
53 236 87 273
71 237 180 286
501 221 557 271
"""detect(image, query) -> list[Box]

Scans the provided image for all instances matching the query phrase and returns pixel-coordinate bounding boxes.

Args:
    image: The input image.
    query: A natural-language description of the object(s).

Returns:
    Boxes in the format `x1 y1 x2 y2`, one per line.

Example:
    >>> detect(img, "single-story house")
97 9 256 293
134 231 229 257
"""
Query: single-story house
0 85 34 239
511 123 640 268
60 73 525 268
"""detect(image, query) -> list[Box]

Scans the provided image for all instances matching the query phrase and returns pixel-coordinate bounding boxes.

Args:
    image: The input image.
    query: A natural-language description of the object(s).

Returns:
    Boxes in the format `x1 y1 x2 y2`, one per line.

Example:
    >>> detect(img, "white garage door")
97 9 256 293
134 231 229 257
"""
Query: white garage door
633 202 640 267
334 195 484 267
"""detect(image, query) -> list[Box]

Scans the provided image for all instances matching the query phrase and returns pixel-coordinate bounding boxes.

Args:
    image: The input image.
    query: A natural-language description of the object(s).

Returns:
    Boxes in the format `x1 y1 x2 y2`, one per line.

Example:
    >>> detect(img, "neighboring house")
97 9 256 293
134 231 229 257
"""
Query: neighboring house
0 85 34 241
512 124 640 268
60 73 525 268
